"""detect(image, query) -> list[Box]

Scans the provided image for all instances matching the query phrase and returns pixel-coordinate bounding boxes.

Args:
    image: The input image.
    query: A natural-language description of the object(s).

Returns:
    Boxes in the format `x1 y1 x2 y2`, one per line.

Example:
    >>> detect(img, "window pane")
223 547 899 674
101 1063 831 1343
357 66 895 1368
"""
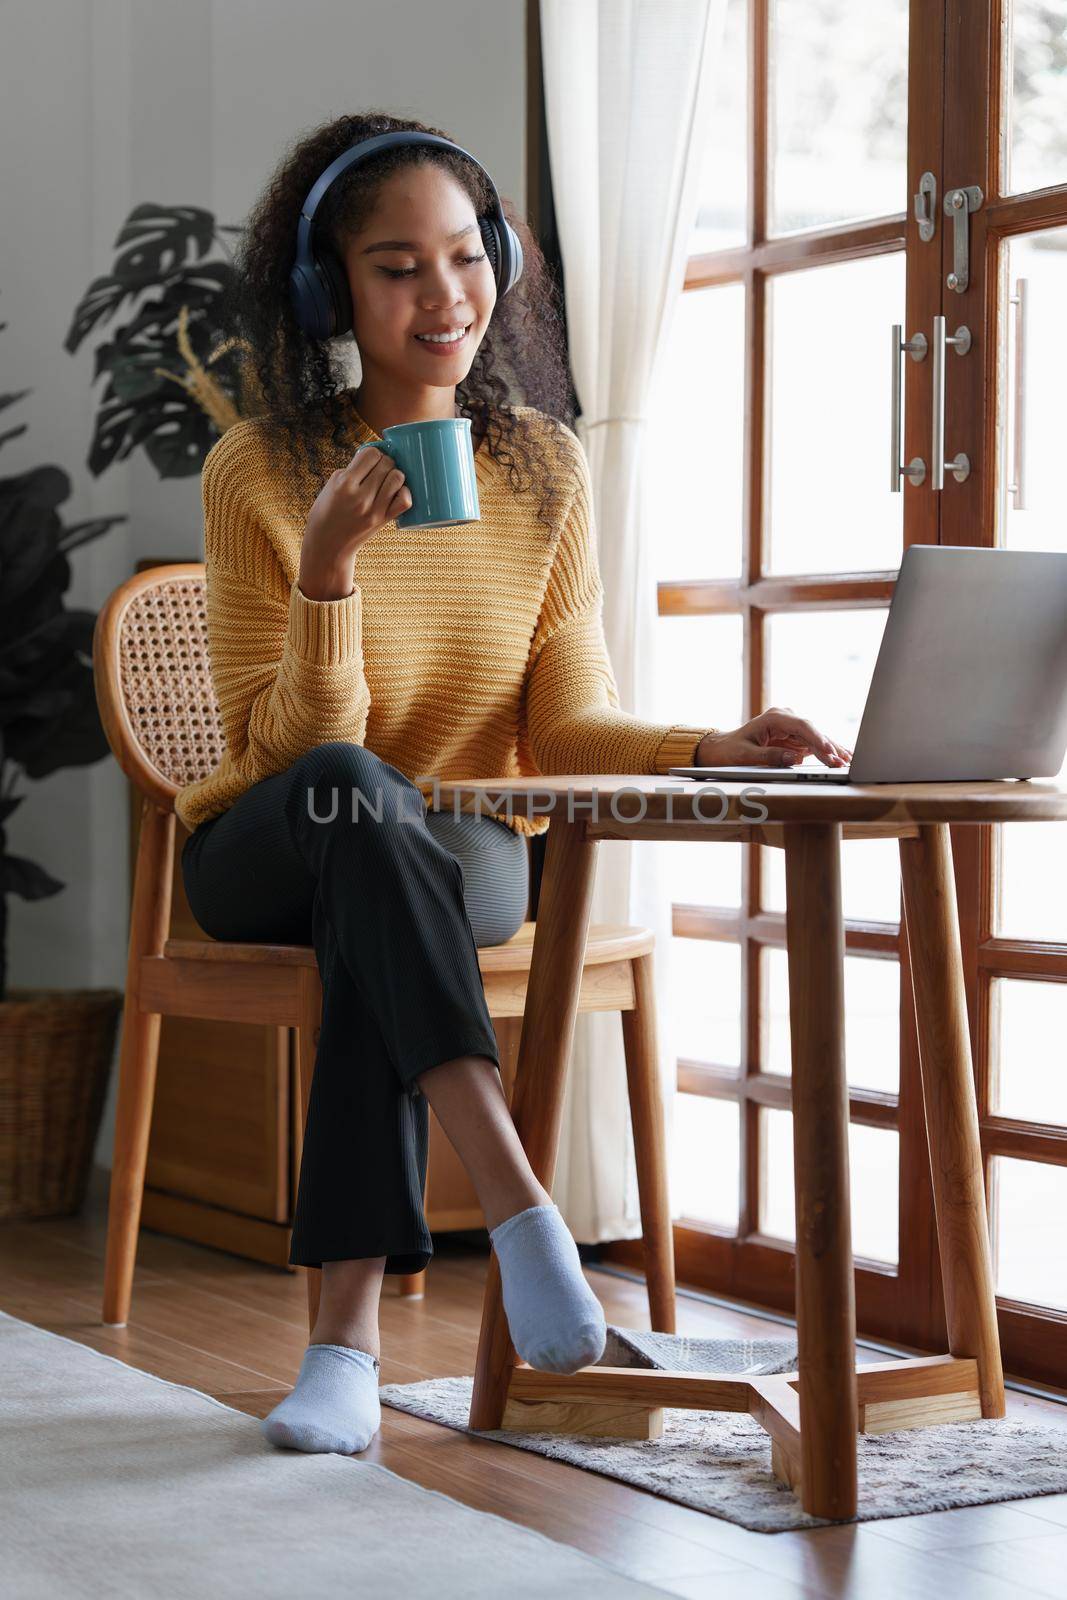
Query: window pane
767 255 904 574
998 228 1067 559
766 609 888 755
769 0 908 235
661 839 743 910
649 613 744 916
761 947 792 1076
651 613 743 730
991 977 1067 1125
993 1155 1067 1311
1004 5 1067 195
690 0 748 251
761 947 900 1093
848 1122 900 1265
648 284 745 579
759 1107 797 1241
760 1108 899 1264
671 1091 740 1229
997 822 1067 940
670 936 742 1065
762 836 902 922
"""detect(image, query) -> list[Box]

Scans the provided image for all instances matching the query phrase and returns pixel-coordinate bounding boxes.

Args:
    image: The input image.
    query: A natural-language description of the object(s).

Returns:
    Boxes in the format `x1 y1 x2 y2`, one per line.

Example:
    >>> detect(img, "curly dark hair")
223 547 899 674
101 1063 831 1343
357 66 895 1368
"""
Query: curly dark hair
216 109 577 532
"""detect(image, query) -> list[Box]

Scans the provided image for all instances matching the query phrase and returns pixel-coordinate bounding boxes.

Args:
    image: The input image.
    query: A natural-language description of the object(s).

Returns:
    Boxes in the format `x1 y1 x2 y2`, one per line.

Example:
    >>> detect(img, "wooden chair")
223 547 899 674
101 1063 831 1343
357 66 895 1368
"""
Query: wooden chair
92 563 677 1336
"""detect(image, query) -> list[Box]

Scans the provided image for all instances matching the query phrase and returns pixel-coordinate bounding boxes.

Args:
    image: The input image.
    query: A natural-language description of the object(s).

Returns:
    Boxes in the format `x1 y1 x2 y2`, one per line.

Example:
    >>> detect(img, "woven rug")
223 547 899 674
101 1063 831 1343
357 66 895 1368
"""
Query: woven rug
379 1324 1067 1533
0 1309 677 1599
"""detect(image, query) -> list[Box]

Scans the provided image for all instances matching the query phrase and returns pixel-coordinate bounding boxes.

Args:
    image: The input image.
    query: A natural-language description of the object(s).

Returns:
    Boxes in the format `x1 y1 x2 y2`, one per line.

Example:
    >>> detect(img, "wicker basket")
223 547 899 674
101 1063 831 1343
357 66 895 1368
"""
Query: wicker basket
0 987 122 1219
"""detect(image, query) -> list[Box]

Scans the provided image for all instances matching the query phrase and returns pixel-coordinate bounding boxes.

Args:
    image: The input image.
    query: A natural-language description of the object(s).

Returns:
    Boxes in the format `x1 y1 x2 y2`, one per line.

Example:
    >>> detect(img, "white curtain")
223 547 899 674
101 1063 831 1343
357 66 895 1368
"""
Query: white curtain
539 0 728 1241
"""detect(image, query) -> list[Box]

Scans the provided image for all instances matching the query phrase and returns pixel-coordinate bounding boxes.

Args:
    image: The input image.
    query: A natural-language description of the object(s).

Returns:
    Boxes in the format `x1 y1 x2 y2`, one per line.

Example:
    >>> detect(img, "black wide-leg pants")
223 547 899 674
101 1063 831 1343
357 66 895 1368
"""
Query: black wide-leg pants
180 741 529 1275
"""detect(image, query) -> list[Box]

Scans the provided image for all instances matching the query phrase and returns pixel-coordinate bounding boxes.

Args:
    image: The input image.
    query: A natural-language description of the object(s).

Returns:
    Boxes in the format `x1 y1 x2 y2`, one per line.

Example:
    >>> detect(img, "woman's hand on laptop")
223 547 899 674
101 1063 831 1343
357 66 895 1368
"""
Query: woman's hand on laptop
695 709 853 768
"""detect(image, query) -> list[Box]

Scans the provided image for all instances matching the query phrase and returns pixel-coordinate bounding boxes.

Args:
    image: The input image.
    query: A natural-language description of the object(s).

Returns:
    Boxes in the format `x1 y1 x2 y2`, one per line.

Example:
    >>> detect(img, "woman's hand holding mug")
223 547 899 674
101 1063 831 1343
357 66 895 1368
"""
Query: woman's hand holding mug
298 445 411 601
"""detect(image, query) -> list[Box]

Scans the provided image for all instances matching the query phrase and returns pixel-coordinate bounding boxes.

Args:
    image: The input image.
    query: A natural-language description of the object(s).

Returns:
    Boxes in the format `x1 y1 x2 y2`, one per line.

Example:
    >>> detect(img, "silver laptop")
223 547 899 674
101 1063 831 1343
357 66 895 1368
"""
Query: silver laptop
669 545 1067 785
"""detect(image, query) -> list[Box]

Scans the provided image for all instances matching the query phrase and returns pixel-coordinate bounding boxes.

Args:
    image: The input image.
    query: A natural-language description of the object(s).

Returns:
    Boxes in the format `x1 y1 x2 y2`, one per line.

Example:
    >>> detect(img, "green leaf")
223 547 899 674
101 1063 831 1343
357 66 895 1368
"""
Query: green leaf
113 203 217 282
63 273 132 354
0 388 33 417
109 353 172 403
0 422 29 454
9 665 109 778
0 462 72 513
0 853 65 901
144 424 208 477
58 514 127 555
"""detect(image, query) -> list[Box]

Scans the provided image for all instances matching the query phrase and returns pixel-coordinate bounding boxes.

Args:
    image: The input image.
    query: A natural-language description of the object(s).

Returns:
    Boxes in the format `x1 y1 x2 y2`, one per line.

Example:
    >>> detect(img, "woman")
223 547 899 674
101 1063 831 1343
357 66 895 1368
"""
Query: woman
177 109 852 1458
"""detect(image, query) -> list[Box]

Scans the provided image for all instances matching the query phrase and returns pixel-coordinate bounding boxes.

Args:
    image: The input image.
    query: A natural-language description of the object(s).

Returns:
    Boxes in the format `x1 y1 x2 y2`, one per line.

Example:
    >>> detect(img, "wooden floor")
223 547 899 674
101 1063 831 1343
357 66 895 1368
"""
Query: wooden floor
5 1167 1067 1599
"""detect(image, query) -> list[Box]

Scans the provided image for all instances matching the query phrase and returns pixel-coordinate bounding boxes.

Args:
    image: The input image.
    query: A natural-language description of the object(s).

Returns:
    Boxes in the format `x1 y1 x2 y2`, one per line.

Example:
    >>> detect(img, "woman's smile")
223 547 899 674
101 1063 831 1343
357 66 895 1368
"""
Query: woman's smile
412 322 472 355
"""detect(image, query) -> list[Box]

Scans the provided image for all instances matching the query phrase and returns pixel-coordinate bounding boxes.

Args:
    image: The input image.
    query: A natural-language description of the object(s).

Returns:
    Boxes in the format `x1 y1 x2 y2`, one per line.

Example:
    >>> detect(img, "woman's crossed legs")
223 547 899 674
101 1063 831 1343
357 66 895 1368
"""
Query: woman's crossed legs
181 742 606 1452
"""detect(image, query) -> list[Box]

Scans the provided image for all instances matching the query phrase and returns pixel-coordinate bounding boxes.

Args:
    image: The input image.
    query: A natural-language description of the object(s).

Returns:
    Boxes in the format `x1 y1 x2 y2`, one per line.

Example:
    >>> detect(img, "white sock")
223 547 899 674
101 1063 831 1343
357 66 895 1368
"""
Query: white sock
261 1342 381 1455
489 1202 606 1373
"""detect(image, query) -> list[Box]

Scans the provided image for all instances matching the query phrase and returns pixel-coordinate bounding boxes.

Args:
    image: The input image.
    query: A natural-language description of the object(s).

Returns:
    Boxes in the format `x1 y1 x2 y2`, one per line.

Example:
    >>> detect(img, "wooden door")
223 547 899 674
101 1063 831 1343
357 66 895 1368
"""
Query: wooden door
935 0 1067 1385
607 0 1067 1388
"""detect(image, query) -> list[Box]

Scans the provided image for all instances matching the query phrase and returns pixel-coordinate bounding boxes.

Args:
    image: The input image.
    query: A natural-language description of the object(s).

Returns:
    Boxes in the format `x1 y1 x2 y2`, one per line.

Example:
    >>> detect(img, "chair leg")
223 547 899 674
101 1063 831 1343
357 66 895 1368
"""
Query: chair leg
396 1270 426 1297
620 949 676 1333
294 969 323 1337
898 823 1005 1418
102 803 175 1327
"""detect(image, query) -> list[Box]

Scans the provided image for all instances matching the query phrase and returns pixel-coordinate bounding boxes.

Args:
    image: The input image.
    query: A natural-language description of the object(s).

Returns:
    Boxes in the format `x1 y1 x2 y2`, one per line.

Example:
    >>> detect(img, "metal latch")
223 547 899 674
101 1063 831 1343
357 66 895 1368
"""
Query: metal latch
943 185 983 293
913 171 937 241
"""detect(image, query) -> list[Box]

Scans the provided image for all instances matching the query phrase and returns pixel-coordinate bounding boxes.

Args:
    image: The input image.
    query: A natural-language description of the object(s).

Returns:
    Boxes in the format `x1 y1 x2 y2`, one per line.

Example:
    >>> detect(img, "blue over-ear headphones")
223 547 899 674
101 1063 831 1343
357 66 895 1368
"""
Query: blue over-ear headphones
287 130 525 341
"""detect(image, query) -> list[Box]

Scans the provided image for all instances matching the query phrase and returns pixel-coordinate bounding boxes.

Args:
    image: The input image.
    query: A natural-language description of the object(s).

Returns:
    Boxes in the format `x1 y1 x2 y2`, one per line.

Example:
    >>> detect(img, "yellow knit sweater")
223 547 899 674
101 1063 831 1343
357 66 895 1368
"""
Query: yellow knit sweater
174 397 719 838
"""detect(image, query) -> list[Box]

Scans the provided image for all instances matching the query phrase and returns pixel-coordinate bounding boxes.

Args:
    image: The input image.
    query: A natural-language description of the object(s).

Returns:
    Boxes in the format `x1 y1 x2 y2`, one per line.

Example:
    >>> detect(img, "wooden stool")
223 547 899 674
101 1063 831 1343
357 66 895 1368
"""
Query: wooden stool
92 566 677 1340
435 775 1067 1521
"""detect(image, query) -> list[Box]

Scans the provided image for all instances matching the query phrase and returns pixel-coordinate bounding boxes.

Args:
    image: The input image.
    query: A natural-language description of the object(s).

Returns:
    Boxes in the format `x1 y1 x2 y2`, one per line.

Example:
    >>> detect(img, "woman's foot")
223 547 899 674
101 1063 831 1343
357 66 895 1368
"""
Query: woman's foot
489 1202 607 1373
261 1342 382 1455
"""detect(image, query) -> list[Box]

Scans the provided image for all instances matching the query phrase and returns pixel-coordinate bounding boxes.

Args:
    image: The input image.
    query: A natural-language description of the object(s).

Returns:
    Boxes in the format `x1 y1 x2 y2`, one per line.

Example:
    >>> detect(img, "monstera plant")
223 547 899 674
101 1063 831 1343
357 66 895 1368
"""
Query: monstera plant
64 202 260 478
0 319 130 1218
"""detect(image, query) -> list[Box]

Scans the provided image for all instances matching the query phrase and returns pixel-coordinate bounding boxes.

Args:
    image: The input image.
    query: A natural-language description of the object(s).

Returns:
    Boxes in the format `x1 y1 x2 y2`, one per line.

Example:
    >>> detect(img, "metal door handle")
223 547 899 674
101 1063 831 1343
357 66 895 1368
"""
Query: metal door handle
890 323 927 491
1009 278 1027 509
931 315 972 489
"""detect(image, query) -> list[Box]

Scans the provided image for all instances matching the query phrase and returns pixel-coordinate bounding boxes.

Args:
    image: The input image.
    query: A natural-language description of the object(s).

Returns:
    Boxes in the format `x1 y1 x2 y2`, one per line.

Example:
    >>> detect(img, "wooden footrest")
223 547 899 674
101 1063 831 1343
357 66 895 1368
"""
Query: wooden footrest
502 1392 664 1439
498 1354 986 1472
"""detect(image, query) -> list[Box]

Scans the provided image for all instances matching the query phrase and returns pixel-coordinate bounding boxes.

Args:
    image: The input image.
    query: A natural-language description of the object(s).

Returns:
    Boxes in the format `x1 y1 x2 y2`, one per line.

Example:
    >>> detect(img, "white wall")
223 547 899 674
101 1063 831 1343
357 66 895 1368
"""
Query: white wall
0 0 527 1167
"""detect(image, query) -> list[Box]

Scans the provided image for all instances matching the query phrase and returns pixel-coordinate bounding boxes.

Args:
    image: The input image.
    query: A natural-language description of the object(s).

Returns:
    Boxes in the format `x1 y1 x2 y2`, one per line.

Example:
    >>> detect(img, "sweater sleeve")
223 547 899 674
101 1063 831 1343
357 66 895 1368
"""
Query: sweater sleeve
523 427 720 776
199 425 371 783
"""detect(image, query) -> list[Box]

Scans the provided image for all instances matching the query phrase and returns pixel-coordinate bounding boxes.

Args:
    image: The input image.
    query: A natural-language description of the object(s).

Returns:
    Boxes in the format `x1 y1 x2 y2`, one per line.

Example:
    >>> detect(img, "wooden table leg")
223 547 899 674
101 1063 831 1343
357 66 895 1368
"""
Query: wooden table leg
899 823 1005 1419
468 816 599 1431
784 821 859 1519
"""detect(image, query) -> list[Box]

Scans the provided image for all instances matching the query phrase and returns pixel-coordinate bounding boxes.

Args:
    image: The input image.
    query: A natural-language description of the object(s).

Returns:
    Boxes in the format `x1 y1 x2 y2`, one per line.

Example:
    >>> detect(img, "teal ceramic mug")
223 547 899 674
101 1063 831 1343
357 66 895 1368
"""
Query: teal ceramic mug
354 416 480 530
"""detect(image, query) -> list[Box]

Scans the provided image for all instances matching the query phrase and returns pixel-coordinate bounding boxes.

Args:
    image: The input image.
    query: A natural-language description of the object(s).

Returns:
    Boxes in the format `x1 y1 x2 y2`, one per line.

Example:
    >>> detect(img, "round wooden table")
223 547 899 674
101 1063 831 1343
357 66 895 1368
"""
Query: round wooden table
429 774 1067 1520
